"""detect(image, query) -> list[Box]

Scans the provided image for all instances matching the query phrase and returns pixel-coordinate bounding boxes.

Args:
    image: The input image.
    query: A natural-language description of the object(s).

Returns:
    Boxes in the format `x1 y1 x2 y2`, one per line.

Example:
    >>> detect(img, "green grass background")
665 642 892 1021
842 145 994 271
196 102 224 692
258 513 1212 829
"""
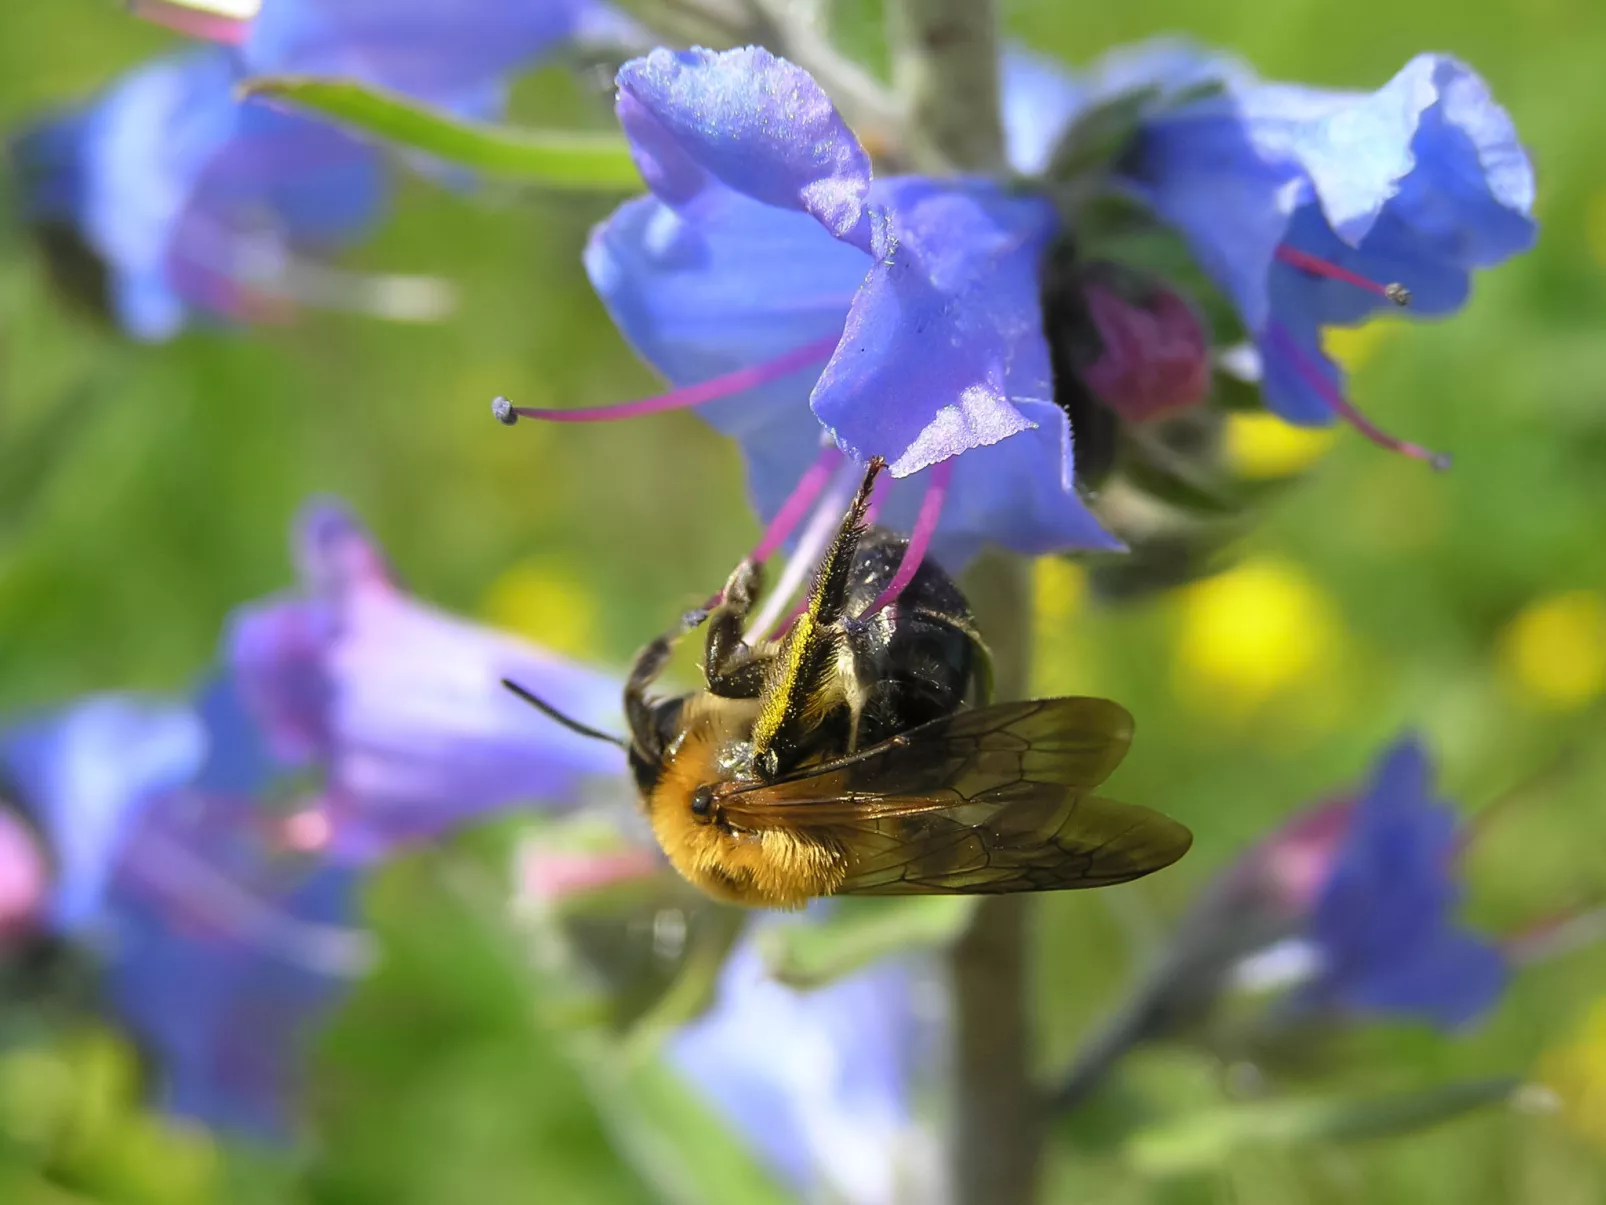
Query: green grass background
1 0 1604 1201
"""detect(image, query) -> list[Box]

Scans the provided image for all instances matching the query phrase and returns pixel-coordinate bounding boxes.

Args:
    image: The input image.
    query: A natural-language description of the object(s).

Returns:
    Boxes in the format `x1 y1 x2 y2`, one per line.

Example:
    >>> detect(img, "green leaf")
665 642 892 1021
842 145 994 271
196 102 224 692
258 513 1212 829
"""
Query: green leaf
1124 1076 1521 1176
758 897 979 988
582 1048 795 1205
239 76 643 190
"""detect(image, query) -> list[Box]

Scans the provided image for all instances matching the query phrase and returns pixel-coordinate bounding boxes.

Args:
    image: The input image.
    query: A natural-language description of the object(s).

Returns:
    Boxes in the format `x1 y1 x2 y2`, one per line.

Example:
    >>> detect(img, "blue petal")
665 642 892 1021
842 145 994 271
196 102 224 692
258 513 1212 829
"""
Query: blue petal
585 188 866 518
1338 928 1507 1030
615 47 876 249
243 0 598 111
1234 54 1534 255
103 827 365 1140
878 402 1122 566
1 696 205 932
1305 737 1504 1028
1001 48 1087 175
666 934 918 1200
811 177 1055 477
1124 106 1303 333
77 49 243 338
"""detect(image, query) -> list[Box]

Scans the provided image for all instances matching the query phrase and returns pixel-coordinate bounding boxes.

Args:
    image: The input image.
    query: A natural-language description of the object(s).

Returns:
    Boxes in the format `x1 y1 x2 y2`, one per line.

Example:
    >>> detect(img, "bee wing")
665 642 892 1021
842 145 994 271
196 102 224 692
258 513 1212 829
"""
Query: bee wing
717 698 1191 894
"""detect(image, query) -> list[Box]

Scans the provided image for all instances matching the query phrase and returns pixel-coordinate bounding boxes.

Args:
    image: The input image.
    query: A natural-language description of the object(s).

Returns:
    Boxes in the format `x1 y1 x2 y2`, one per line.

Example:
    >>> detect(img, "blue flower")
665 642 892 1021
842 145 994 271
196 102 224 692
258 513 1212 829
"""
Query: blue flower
102 783 372 1141
572 45 1120 569
666 932 932 1204
0 696 205 932
241 0 619 115
1063 45 1535 459
16 0 616 338
1298 737 1506 1028
1059 737 1505 1108
227 500 625 861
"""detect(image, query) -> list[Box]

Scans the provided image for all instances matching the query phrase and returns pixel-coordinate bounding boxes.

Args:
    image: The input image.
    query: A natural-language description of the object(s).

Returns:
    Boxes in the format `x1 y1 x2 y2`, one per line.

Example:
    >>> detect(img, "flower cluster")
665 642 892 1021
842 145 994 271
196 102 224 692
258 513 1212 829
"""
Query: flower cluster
489 39 1536 589
0 501 625 1136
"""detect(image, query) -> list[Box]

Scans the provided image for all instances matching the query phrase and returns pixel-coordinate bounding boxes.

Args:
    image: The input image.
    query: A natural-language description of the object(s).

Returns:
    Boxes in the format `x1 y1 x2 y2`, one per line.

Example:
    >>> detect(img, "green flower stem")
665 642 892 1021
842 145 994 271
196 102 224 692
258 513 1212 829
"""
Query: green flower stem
955 553 1043 1205
886 0 1007 172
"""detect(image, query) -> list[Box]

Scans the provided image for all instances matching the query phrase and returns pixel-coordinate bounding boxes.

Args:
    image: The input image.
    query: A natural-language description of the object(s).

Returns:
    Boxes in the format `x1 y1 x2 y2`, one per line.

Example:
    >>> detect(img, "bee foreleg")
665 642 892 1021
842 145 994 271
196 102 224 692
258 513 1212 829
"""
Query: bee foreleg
703 559 776 698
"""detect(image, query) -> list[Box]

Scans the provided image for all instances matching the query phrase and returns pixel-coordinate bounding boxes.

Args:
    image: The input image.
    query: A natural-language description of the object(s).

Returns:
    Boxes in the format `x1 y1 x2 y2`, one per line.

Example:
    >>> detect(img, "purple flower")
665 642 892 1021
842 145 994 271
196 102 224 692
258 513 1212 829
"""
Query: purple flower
228 500 625 862
241 0 618 114
539 45 1120 571
1296 738 1506 1027
0 696 205 932
1059 736 1505 1109
1042 43 1535 462
15 0 614 338
667 931 933 1204
103 783 372 1140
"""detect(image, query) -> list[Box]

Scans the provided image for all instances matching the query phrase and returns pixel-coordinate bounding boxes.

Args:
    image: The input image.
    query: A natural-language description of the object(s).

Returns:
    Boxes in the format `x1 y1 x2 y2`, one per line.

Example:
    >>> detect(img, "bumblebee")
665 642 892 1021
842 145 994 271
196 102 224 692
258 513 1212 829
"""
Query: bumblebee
511 460 1191 908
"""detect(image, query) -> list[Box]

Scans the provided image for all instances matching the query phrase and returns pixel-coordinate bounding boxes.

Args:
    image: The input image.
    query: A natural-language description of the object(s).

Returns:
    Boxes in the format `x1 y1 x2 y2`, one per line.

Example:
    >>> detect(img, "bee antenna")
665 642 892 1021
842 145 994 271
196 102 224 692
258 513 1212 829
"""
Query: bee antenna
501 679 627 748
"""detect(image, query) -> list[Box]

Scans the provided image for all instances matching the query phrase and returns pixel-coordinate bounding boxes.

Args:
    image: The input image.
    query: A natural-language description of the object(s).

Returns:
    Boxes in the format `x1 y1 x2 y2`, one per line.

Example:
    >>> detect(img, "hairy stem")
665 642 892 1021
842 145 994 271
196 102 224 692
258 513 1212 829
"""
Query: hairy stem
954 552 1042 1205
886 0 1006 172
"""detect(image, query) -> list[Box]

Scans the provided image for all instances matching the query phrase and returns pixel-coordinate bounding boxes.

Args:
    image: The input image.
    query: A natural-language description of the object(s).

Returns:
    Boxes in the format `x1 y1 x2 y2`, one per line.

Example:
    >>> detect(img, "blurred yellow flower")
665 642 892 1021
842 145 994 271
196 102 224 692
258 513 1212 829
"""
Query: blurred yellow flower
481 559 600 660
1540 998 1606 1145
1225 412 1336 479
1033 557 1087 625
1323 321 1399 373
1498 590 1606 710
1173 557 1343 719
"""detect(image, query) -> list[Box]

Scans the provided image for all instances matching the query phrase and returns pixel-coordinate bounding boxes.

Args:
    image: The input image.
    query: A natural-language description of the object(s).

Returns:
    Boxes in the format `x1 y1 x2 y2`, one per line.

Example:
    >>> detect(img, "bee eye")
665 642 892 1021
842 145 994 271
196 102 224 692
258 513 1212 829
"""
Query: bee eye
690 786 715 819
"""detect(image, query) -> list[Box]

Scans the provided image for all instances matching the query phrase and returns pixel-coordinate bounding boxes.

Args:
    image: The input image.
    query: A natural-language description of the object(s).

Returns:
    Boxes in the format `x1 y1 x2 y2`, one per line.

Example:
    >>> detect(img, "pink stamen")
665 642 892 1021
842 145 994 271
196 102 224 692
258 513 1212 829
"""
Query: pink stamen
1265 322 1450 469
1275 246 1411 307
750 444 846 564
128 0 254 44
862 459 954 619
494 335 840 425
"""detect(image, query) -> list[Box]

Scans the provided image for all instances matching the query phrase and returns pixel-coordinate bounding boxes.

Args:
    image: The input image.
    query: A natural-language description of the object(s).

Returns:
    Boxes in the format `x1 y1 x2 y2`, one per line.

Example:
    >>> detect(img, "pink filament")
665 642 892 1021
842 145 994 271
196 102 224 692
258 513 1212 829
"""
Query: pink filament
750 444 846 564
129 0 253 44
862 459 955 618
1265 322 1450 469
1275 245 1411 306
506 335 840 423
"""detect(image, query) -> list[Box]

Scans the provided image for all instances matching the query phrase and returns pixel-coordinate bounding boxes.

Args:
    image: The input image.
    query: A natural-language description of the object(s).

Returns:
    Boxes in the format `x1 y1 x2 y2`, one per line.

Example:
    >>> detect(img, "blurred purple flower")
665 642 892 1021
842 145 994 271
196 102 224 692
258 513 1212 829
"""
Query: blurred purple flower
0 696 205 932
14 0 618 338
667 931 932 1204
1034 42 1535 462
228 499 625 862
542 45 1120 571
103 784 372 1141
1058 737 1505 1109
1295 737 1505 1026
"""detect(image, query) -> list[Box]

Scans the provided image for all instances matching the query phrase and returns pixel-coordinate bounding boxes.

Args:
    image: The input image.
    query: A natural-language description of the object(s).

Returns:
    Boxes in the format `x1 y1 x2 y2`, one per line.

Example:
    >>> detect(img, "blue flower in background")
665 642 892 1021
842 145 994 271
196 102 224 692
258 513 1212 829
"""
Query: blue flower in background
103 784 372 1141
667 933 933 1205
1031 43 1535 461
13 0 620 339
0 674 374 1141
0 695 205 932
563 45 1120 570
1059 736 1505 1108
227 500 625 862
1296 737 1506 1027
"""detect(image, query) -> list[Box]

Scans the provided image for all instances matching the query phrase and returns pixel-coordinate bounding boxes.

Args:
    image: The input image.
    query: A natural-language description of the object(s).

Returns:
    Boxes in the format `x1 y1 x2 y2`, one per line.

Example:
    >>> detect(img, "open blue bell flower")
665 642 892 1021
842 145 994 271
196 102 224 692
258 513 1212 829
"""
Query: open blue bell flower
582 45 1121 569
1041 43 1535 458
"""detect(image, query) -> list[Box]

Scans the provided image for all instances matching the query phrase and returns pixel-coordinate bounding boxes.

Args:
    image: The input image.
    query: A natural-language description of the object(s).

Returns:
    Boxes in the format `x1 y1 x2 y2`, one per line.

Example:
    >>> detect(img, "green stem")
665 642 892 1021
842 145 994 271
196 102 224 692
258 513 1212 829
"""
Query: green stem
885 0 1007 172
955 553 1042 1205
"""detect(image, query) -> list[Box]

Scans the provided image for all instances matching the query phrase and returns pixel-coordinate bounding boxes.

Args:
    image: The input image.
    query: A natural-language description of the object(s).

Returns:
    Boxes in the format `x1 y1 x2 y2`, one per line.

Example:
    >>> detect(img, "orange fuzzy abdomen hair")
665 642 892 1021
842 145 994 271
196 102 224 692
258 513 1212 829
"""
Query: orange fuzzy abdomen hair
648 724 848 908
